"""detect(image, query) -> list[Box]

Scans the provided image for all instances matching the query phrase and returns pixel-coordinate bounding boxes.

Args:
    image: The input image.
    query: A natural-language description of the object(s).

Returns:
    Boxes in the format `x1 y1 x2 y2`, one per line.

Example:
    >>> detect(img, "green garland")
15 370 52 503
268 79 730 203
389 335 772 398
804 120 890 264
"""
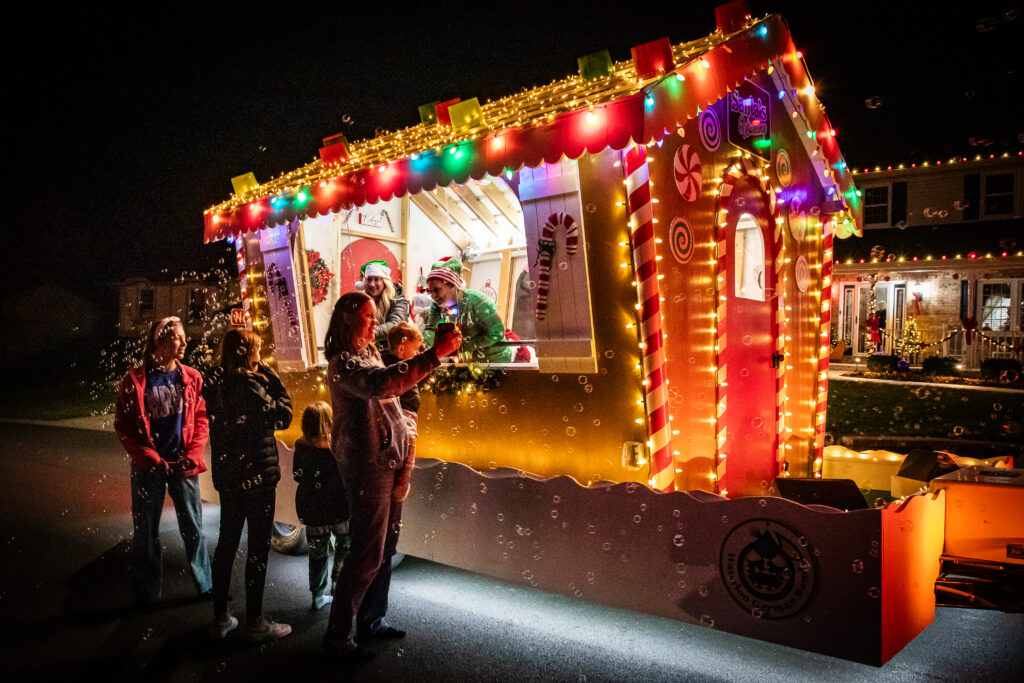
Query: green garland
423 364 505 394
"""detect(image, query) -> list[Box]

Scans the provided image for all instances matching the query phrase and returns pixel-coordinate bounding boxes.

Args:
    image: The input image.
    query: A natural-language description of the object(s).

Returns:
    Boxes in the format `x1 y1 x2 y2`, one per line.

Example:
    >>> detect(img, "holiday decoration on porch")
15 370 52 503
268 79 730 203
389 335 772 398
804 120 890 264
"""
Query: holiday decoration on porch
895 316 923 359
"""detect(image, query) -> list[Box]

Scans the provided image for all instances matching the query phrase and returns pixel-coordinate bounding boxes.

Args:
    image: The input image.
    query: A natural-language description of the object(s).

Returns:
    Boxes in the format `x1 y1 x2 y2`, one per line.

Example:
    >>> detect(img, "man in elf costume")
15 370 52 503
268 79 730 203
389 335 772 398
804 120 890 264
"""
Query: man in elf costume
422 258 512 364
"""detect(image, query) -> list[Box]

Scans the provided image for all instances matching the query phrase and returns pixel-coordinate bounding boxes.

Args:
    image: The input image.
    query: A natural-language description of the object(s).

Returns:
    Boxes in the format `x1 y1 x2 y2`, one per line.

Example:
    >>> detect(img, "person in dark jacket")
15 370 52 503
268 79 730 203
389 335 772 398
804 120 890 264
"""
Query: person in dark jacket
204 328 293 641
358 260 410 349
321 291 461 663
294 400 350 610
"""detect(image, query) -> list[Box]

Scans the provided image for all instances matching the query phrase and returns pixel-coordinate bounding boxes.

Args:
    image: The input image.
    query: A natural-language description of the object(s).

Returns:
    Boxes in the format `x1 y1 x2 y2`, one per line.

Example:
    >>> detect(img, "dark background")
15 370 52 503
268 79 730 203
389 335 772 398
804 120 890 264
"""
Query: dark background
5 1 1022 357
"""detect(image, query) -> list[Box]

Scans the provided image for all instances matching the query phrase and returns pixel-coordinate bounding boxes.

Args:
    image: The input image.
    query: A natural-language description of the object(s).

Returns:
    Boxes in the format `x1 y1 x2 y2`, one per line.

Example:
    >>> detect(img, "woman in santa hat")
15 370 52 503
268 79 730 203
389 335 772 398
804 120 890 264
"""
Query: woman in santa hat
358 260 410 350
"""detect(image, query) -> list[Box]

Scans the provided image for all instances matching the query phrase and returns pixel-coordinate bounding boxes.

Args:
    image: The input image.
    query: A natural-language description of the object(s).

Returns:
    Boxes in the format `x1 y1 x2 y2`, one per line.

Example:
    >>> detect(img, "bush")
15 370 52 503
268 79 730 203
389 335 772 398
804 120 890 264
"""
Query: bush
980 357 1023 382
866 354 899 373
922 356 959 376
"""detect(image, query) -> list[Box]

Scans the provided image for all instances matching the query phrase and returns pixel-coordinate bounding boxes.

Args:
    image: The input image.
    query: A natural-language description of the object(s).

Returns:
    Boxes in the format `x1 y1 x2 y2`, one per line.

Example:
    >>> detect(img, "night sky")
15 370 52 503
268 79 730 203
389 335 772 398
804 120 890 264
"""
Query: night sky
7 1 1021 312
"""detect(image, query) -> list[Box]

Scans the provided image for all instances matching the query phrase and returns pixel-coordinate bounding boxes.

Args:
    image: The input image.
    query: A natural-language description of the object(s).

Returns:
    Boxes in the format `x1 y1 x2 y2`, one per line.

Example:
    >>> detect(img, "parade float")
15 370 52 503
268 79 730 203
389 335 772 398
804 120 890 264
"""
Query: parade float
199 1 1022 665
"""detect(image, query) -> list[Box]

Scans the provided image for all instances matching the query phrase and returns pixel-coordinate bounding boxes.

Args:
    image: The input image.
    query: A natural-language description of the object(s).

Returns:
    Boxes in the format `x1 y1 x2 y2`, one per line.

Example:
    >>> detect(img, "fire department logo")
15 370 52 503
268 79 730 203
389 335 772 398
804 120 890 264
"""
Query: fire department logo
720 519 816 619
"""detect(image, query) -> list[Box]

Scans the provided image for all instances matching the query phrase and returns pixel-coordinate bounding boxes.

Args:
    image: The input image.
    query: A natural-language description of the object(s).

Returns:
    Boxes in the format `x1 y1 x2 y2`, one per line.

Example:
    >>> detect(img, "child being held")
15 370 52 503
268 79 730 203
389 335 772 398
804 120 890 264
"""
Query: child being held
293 401 350 609
382 322 425 502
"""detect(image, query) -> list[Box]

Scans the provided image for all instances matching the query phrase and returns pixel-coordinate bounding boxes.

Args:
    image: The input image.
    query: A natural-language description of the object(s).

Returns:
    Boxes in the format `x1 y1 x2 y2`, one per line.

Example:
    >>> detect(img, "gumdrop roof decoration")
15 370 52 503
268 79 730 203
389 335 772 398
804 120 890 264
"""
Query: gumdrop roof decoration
204 12 861 243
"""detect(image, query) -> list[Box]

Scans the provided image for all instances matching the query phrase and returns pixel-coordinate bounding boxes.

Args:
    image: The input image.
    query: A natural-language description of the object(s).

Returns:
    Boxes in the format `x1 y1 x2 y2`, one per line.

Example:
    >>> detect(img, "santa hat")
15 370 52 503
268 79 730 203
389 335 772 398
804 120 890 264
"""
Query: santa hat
360 260 392 280
426 257 465 289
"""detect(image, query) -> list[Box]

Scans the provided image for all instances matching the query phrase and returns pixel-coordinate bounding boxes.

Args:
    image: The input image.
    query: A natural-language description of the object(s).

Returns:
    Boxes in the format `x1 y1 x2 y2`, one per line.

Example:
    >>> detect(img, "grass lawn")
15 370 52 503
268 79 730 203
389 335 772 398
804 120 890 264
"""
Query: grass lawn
826 378 1024 443
0 373 115 421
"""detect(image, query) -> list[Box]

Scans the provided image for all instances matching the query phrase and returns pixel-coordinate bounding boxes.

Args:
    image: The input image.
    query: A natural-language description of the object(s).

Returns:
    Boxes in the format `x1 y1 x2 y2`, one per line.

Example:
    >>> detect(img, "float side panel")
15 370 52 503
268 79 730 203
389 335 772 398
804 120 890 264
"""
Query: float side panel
880 490 945 665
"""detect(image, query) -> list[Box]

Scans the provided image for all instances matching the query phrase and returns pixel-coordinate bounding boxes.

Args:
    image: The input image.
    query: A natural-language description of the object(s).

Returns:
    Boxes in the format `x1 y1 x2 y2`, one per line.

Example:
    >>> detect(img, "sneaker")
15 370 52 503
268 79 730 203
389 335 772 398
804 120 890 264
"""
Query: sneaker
313 594 334 610
209 614 239 639
243 616 292 641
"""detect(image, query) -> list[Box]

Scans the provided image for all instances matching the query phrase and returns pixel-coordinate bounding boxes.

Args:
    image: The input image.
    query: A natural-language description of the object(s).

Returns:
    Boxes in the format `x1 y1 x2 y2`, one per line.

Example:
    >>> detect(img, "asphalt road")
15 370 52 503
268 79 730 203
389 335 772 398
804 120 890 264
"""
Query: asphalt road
0 421 1021 682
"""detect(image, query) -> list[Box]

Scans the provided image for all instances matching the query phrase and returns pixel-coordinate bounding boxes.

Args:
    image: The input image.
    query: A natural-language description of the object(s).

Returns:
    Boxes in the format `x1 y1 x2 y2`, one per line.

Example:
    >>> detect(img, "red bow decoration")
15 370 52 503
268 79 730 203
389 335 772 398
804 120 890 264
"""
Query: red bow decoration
912 292 922 316
961 316 978 345
504 328 531 364
865 314 881 344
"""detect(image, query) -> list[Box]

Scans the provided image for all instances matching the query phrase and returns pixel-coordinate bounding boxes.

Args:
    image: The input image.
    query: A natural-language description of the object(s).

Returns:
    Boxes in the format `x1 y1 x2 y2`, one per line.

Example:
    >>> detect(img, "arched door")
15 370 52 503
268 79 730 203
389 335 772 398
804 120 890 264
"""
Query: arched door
720 175 776 497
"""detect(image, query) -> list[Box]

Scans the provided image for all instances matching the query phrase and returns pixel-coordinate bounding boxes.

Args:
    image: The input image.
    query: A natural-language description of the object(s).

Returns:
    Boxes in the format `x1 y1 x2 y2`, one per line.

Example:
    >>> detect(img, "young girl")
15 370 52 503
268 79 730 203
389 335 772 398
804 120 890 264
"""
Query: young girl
204 328 292 641
383 322 425 502
294 401 350 609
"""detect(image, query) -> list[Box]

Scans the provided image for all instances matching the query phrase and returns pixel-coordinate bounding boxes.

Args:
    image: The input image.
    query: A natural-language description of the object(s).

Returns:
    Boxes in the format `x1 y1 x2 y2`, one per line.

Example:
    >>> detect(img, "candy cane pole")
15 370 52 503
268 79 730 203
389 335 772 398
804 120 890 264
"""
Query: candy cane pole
813 220 834 476
623 144 674 492
233 236 253 329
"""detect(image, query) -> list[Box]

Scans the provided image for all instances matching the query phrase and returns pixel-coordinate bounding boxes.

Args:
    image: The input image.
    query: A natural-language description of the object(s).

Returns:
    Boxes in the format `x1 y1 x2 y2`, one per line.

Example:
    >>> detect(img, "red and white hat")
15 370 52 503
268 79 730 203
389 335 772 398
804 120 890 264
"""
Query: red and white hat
426 266 464 289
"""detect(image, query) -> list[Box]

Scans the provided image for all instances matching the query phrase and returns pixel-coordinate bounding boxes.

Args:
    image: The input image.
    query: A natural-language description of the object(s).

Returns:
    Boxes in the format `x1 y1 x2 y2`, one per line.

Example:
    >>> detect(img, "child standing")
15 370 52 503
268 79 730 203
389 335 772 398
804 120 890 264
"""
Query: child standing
294 401 350 610
383 322 425 501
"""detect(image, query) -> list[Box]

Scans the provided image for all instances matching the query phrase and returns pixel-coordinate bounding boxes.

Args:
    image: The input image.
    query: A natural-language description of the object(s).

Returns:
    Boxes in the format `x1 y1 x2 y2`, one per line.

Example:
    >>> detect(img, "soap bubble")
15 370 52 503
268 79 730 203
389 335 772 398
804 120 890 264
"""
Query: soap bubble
851 559 864 574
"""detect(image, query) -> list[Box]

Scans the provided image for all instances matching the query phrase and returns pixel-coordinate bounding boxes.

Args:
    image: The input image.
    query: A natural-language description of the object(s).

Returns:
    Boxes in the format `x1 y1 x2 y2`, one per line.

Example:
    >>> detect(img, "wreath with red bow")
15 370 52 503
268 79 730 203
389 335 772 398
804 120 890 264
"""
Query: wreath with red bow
307 251 335 306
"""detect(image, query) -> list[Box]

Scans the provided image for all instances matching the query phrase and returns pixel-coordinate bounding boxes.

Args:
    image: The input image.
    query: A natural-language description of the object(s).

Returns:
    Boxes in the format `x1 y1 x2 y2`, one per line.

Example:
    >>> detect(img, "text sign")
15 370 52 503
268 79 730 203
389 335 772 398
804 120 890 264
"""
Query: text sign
230 308 247 326
728 80 770 160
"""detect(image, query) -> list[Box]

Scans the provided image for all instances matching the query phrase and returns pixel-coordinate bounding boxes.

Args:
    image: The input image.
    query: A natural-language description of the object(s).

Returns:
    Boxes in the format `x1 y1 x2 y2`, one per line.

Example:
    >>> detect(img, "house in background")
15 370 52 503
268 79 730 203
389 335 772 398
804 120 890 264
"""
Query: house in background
112 274 240 342
830 153 1023 367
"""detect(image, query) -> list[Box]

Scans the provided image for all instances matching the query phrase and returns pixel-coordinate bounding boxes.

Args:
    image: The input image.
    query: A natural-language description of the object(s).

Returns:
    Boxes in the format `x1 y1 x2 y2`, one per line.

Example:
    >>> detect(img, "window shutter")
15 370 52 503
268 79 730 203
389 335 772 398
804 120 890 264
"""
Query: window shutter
515 160 597 373
963 174 980 221
891 182 907 226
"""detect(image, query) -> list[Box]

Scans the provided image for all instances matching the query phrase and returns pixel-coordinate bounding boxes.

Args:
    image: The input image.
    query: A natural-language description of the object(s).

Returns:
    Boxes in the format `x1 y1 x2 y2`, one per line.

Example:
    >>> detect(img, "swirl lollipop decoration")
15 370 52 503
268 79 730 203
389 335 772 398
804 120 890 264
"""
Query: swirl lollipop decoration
699 107 722 151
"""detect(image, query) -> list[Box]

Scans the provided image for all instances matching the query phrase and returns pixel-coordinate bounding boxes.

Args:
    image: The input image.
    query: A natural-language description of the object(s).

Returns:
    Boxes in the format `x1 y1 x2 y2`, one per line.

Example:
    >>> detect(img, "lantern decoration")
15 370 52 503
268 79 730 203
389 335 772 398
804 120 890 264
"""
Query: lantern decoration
319 133 350 167
418 101 441 125
231 172 259 197
434 98 462 127
630 37 674 79
577 50 614 81
449 98 484 132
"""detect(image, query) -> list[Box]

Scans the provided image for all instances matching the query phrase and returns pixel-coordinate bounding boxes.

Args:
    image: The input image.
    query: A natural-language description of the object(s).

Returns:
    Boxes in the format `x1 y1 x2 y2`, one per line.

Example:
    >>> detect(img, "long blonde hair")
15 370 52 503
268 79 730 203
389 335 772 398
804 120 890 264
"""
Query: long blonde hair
373 279 396 325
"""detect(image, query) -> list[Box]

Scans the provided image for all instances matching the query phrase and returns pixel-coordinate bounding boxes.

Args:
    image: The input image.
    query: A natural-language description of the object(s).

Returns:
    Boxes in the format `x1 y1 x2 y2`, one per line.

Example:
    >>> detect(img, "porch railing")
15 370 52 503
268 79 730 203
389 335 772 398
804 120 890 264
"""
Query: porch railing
939 325 1024 370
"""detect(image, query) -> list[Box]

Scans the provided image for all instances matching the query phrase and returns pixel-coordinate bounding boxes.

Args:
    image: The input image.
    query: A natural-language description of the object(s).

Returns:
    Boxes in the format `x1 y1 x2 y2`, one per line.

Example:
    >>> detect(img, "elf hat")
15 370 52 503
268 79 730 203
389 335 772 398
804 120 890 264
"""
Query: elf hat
430 256 463 276
426 258 465 289
360 260 391 280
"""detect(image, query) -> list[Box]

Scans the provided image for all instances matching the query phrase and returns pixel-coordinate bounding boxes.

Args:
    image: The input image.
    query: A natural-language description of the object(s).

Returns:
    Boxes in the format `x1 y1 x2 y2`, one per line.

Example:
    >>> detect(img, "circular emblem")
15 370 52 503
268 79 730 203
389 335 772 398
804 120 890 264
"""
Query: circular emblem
673 144 703 202
795 255 810 293
669 216 694 264
787 196 807 241
720 519 816 619
699 107 721 151
775 149 793 188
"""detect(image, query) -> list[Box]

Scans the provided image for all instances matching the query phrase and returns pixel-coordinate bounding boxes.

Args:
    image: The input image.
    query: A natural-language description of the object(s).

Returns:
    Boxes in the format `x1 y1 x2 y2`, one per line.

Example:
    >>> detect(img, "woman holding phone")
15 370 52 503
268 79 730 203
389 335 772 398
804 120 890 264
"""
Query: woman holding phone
321 291 461 662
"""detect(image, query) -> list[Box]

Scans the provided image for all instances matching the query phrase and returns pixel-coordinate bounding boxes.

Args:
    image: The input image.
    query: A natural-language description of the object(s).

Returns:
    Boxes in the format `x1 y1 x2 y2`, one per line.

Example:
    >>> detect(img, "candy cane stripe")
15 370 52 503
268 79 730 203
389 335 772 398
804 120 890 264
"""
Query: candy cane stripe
624 144 673 493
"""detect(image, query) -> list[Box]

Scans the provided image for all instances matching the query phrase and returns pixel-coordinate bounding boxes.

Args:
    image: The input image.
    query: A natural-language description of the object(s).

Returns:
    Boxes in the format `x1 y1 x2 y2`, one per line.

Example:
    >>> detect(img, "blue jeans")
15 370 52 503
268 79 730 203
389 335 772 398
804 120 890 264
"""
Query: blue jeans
324 470 403 651
130 467 212 603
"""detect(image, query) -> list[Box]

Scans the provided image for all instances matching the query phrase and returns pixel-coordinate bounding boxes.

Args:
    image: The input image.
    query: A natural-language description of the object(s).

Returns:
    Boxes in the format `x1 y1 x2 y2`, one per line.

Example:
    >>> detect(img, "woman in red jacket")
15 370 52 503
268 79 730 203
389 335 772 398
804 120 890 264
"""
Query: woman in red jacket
114 316 212 608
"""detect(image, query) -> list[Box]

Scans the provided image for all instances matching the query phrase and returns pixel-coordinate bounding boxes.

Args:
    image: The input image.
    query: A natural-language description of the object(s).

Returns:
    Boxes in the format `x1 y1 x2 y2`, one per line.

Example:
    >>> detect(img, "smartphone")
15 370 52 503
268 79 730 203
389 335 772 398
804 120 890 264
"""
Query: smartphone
437 321 456 336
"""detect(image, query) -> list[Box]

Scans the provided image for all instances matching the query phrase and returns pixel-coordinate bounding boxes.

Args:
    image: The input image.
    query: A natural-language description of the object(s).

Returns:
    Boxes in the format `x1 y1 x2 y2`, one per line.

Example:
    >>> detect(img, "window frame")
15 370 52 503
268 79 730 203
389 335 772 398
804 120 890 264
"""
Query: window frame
982 172 1015 217
861 184 890 226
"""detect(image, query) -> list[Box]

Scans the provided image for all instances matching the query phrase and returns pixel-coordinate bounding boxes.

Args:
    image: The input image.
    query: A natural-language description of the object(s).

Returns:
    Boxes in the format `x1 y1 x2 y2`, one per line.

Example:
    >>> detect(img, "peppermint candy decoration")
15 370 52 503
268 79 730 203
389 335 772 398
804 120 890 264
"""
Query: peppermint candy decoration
535 212 579 321
673 144 703 202
699 107 721 151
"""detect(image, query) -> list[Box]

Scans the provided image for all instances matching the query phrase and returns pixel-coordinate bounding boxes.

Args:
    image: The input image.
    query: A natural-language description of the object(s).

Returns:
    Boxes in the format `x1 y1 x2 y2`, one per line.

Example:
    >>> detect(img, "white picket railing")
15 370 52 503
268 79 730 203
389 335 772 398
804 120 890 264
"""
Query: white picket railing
940 325 1024 370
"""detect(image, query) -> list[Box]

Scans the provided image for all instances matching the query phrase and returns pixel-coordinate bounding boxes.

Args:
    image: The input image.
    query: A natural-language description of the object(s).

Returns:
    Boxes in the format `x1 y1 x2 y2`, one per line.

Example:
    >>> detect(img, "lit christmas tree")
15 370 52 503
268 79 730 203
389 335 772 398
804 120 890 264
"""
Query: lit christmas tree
896 316 923 360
